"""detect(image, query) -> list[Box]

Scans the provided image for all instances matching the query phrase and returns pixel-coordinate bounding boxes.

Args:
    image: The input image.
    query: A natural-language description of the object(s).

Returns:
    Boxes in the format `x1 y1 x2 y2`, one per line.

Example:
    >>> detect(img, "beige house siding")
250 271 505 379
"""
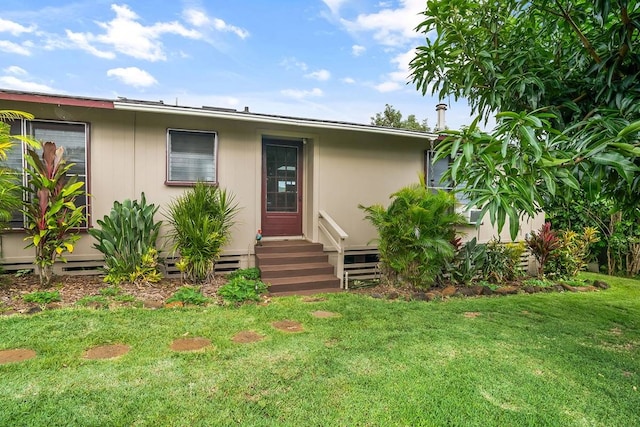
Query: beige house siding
0 94 544 273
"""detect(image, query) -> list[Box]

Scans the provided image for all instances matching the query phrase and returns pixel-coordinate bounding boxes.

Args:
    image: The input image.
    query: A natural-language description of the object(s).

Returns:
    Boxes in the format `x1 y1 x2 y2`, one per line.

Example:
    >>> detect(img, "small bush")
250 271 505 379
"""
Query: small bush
89 194 163 285
166 183 239 283
227 267 261 281
480 240 526 283
218 277 268 303
166 286 212 306
76 295 109 309
23 290 61 304
360 178 465 289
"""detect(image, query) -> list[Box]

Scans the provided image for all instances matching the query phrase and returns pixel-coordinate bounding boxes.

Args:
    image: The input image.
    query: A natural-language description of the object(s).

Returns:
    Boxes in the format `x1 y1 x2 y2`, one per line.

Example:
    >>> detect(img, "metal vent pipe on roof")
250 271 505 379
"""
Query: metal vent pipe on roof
435 103 447 131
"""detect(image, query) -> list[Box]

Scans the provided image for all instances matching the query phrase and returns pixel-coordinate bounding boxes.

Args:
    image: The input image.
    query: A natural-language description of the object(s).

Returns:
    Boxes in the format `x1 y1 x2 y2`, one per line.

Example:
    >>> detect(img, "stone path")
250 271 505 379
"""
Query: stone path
0 309 339 364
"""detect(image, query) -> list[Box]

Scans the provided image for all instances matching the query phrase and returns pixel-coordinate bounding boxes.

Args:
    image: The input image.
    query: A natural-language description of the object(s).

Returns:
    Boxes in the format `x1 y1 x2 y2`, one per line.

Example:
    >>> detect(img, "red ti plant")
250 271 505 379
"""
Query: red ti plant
23 142 86 285
525 222 560 277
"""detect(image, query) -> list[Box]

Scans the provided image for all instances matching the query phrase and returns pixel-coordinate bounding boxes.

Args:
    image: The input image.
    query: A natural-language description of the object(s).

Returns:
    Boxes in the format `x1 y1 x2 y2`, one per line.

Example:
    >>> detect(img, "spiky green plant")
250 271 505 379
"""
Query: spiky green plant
89 194 163 285
360 177 466 289
166 183 239 283
23 142 86 286
0 110 39 233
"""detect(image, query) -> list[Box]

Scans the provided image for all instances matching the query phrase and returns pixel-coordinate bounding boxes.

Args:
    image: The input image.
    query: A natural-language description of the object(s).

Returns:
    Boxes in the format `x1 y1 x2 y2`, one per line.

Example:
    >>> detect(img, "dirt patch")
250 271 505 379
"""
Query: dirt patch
272 320 304 332
463 312 481 318
84 344 130 360
170 337 211 352
232 331 265 343
0 348 37 364
311 310 338 318
302 296 327 303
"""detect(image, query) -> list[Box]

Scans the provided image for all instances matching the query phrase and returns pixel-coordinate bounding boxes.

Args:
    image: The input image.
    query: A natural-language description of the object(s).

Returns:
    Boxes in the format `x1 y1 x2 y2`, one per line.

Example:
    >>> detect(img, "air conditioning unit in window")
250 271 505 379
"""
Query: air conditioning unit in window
456 207 483 225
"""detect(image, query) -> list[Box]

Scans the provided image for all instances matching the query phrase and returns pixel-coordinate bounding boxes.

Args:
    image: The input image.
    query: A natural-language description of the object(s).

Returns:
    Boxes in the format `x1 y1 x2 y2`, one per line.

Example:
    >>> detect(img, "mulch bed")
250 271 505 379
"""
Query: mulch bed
0 273 224 315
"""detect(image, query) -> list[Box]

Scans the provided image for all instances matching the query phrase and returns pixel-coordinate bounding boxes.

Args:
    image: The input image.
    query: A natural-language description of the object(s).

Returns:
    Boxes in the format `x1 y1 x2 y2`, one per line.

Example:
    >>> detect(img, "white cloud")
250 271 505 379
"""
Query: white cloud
0 76 55 93
374 48 415 93
352 44 366 56
342 77 355 84
305 69 331 81
66 4 202 61
338 0 424 47
281 88 323 99
3 65 27 75
66 30 115 59
107 67 158 88
280 57 308 71
0 18 36 36
374 81 401 93
0 40 31 56
183 8 249 39
322 0 347 15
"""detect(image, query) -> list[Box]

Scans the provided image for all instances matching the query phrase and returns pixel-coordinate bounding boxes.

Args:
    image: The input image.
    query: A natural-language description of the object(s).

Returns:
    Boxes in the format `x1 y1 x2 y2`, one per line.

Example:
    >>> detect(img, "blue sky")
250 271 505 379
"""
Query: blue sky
0 0 475 129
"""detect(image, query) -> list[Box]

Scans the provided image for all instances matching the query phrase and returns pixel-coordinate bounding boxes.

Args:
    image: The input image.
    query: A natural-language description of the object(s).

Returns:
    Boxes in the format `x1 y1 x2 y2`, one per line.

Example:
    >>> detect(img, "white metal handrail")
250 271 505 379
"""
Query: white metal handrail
318 210 348 288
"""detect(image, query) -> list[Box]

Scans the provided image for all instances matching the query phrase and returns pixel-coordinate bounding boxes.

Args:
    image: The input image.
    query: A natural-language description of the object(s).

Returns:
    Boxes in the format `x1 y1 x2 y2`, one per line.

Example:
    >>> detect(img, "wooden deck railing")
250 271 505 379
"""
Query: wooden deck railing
318 210 348 288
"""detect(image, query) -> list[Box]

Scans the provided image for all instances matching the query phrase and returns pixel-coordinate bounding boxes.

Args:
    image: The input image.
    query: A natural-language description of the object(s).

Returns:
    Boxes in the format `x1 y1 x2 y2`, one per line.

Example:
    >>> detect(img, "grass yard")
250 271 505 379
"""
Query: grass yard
1 272 639 426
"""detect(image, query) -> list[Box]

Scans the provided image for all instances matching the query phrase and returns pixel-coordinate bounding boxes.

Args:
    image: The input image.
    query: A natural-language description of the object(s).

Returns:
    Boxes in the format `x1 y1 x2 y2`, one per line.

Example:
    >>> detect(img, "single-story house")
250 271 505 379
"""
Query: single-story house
0 90 543 293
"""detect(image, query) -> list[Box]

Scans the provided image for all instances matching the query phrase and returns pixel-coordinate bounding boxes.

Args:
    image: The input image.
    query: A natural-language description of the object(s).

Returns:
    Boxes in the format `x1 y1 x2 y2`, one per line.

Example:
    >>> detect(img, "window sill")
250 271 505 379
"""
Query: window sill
165 181 218 187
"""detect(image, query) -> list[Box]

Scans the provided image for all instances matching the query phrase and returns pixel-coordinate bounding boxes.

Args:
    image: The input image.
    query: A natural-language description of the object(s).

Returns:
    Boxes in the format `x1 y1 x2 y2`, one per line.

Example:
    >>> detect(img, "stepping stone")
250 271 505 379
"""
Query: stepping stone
232 331 265 343
271 320 304 332
170 337 210 352
311 310 338 318
0 348 36 365
303 296 327 303
84 344 130 360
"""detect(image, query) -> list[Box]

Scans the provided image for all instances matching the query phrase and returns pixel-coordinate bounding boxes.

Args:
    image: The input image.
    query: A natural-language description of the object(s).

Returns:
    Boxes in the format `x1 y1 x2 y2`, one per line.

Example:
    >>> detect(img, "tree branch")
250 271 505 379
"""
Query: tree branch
553 0 602 63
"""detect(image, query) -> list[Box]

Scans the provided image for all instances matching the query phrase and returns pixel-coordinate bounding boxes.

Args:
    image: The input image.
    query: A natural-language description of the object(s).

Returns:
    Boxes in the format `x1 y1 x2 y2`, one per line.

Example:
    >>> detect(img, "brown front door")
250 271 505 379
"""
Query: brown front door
261 138 303 236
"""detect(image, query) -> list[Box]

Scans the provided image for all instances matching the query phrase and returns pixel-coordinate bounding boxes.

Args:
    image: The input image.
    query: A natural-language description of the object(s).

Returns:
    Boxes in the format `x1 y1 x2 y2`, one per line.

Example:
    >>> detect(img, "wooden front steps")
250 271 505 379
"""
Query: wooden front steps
255 240 341 296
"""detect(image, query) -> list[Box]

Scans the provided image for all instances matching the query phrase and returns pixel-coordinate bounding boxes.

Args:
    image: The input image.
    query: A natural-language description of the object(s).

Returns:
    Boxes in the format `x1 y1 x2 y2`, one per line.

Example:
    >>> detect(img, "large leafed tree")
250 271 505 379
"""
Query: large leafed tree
410 0 640 239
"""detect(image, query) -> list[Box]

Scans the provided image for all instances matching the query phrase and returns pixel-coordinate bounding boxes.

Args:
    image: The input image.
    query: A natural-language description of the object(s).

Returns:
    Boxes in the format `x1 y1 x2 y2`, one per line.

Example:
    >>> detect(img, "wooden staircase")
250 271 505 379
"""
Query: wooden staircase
255 240 341 296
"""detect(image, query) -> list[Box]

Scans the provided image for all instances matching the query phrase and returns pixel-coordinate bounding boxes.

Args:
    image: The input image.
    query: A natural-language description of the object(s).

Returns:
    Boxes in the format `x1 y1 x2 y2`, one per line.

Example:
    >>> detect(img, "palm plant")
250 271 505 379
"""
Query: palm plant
0 110 39 232
360 177 466 289
166 183 239 283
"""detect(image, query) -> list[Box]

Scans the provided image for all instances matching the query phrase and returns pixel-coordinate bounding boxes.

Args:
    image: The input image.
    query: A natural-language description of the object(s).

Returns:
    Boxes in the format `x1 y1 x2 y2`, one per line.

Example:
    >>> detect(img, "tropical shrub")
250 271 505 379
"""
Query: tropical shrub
525 222 560 277
89 194 163 285
218 277 268 304
480 240 526 283
360 178 465 289
447 237 487 285
23 142 86 286
547 227 600 279
166 183 239 283
0 110 39 232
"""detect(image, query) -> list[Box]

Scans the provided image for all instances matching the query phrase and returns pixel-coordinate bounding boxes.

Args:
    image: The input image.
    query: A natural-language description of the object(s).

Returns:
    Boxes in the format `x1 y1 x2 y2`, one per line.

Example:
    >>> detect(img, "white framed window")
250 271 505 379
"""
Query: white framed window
166 129 217 185
424 149 481 225
5 119 90 229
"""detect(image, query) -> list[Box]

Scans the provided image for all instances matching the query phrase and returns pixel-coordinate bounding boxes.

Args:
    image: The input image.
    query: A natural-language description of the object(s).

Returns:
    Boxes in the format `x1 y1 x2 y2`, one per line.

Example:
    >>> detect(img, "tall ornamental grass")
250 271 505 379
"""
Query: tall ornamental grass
166 183 239 283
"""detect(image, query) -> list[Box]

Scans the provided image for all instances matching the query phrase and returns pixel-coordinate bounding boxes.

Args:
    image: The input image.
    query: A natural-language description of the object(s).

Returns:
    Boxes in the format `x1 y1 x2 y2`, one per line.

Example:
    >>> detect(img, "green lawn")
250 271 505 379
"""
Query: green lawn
1 273 639 426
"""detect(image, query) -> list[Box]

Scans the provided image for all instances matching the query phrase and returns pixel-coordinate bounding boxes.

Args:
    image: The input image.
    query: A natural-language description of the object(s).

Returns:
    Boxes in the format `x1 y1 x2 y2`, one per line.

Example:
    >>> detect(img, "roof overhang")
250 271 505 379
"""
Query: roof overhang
0 90 114 109
113 101 438 141
0 89 438 141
